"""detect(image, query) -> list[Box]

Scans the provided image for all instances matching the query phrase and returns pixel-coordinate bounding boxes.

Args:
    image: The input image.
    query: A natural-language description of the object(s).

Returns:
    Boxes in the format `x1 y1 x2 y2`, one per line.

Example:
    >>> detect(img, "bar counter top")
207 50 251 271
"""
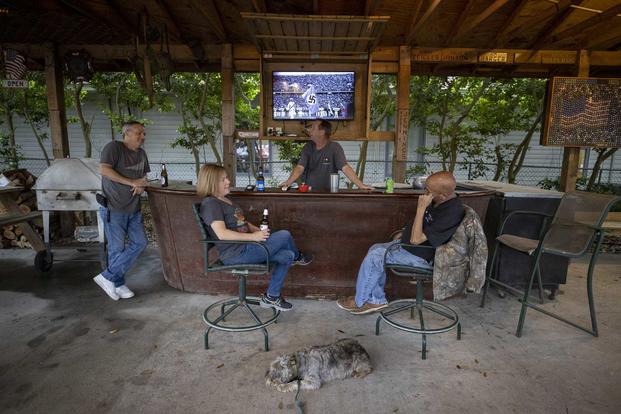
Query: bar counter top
146 182 495 297
460 180 564 198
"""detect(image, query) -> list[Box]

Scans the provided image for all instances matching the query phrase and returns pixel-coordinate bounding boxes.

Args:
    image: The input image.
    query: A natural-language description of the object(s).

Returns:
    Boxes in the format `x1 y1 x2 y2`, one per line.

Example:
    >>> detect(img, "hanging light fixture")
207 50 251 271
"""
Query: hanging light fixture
64 50 94 82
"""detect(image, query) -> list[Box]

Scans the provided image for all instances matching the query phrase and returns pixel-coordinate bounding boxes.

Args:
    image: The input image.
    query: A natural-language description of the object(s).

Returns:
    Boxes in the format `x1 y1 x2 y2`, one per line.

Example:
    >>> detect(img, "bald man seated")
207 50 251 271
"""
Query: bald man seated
337 171 465 314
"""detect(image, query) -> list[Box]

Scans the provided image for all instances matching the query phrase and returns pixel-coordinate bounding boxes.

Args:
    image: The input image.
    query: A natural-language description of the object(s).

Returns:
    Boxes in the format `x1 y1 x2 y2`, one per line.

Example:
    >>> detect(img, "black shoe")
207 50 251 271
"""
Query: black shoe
260 294 293 311
293 252 313 266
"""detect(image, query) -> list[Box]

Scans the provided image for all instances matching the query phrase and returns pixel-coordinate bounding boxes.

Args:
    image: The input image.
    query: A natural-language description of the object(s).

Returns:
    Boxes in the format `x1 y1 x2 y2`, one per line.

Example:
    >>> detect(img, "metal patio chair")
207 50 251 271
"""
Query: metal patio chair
480 191 621 337
192 203 279 351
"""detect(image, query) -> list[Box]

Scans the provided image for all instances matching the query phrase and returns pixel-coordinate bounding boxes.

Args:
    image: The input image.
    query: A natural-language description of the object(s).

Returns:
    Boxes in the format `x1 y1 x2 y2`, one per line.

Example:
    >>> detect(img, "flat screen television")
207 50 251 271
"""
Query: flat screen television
272 71 355 120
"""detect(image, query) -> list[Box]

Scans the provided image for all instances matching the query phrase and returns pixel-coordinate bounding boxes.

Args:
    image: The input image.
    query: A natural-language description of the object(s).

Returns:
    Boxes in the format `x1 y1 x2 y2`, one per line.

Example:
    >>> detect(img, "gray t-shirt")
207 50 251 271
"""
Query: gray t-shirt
200 197 250 261
100 141 150 213
298 141 347 192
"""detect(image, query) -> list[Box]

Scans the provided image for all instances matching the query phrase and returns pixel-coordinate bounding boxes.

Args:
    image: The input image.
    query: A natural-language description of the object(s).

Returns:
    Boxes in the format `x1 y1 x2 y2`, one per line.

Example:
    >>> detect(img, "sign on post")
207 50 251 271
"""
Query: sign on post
2 79 28 88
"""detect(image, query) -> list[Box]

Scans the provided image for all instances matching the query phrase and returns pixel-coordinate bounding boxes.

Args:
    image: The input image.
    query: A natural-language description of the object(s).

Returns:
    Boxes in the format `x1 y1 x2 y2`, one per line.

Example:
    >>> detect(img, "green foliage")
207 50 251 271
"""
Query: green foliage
234 73 260 130
0 132 23 169
370 74 396 131
169 72 223 170
405 164 427 181
409 76 546 179
89 72 172 134
274 140 306 173
0 72 51 164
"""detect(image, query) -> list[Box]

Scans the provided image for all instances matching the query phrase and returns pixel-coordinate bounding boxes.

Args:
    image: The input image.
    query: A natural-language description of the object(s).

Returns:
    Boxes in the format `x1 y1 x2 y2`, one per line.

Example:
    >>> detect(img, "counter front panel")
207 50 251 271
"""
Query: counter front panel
147 185 494 298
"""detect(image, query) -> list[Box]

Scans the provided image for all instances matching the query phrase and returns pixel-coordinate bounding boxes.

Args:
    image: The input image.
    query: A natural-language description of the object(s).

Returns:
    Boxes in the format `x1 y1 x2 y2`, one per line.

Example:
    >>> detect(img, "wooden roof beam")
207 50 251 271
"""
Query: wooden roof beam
587 29 621 50
57 0 132 38
444 0 477 46
251 0 267 13
153 0 186 42
406 0 442 45
105 0 137 33
501 0 580 49
526 0 584 51
404 0 424 44
548 4 621 46
364 0 381 16
189 0 227 43
154 0 206 64
491 0 529 48
456 0 510 41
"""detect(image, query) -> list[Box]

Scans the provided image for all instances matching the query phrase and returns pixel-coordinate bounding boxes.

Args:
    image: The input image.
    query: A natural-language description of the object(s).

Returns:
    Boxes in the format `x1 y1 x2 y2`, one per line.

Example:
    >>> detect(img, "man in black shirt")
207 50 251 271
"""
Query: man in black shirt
337 171 464 314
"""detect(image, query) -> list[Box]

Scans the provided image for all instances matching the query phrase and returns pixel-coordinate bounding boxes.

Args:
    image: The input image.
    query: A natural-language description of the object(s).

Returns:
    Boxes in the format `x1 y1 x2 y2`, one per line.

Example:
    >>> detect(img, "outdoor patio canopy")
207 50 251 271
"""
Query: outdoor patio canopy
2 0 621 189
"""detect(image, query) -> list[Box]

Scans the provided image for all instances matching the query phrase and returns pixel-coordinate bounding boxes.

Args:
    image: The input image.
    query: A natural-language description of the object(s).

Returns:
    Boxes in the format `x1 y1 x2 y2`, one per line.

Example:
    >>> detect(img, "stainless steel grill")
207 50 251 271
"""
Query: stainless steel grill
32 158 104 271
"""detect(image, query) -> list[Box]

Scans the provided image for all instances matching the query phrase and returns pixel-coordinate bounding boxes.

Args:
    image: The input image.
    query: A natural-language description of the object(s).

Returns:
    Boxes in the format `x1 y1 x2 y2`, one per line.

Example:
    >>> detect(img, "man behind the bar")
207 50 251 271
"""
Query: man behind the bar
93 121 149 301
337 171 465 314
279 120 373 192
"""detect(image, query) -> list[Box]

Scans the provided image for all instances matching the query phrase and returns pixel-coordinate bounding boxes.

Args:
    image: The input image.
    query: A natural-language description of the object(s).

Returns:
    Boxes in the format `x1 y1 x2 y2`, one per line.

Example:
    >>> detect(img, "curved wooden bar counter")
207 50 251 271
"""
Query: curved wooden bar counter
147 183 494 298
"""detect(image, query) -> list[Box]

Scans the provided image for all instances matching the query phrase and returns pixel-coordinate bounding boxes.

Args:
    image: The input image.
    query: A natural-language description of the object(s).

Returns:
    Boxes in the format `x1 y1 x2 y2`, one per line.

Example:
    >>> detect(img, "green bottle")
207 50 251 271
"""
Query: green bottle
385 177 394 193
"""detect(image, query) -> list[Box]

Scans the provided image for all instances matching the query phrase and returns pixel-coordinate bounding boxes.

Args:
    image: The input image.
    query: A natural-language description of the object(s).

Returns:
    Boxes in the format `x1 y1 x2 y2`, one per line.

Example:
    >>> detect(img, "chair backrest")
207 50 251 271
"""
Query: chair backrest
543 191 620 256
192 202 213 241
193 202 218 272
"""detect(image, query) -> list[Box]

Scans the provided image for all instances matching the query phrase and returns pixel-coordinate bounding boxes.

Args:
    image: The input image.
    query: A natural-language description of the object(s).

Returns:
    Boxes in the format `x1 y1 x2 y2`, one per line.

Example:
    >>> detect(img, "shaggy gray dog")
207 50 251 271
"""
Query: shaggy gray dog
265 338 372 392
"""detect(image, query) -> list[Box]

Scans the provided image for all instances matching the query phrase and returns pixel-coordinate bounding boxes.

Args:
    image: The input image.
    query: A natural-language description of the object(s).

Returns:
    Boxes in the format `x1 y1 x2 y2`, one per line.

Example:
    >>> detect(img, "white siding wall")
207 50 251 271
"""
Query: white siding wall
4 99 620 186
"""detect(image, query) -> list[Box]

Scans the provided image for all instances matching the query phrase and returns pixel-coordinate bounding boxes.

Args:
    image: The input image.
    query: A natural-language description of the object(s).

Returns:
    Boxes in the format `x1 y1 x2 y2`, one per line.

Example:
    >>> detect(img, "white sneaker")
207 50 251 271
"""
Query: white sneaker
93 274 119 301
116 285 135 299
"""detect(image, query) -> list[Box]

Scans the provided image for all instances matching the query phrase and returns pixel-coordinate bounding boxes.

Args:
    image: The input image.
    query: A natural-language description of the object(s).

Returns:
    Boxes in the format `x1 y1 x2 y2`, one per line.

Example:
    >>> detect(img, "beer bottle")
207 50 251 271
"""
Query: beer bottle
256 166 265 192
260 208 269 232
160 163 169 187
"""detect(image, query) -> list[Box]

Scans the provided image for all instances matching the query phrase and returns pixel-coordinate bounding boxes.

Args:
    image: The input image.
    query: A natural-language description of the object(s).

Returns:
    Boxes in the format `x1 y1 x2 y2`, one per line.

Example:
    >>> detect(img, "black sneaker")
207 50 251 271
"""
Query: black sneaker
293 252 314 266
260 294 293 311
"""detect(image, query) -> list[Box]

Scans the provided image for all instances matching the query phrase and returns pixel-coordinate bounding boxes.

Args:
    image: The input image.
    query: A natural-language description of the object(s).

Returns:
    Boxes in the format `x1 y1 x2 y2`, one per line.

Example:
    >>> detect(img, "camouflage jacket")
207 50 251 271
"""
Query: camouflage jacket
432 205 488 301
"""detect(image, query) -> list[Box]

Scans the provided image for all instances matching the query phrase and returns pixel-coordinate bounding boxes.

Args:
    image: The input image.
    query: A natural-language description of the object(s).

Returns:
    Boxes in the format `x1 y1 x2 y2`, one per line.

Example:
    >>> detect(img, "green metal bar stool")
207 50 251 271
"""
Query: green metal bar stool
376 243 461 360
193 203 279 351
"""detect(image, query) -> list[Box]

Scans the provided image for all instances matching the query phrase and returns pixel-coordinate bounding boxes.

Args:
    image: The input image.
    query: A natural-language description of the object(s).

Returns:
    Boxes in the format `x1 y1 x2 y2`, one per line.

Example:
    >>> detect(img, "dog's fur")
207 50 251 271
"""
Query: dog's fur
265 338 372 392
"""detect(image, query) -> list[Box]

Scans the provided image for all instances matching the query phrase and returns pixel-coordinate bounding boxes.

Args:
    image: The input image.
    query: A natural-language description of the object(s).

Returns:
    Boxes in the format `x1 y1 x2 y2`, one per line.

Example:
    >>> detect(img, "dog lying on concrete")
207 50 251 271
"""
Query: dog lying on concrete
265 338 372 392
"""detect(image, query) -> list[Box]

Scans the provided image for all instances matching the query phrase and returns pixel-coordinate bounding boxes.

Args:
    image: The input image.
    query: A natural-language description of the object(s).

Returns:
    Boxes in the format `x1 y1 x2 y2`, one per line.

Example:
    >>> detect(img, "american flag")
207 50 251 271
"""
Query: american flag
3 49 27 80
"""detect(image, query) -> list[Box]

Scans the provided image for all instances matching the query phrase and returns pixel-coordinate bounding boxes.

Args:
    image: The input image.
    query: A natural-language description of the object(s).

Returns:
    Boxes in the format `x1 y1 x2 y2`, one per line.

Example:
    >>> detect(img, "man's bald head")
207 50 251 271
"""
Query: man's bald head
426 171 457 202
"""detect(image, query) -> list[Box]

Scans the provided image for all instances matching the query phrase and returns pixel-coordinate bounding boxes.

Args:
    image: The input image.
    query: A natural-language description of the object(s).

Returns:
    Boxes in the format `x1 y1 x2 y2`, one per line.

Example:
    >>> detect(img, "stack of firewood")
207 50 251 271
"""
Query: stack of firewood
0 169 43 249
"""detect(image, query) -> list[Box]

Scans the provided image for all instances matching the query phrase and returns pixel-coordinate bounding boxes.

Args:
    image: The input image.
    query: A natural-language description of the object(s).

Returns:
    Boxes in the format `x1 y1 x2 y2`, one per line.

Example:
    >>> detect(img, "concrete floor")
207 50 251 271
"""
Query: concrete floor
1 247 620 414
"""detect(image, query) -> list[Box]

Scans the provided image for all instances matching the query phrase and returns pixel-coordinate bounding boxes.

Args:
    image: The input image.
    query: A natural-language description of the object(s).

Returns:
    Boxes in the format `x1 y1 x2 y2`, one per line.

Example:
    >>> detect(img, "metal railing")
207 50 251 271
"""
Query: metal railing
4 158 621 188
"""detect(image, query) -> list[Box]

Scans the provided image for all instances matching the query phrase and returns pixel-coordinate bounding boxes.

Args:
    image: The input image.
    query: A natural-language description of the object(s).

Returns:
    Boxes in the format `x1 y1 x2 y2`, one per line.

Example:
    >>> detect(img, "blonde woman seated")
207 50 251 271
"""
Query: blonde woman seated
196 164 313 311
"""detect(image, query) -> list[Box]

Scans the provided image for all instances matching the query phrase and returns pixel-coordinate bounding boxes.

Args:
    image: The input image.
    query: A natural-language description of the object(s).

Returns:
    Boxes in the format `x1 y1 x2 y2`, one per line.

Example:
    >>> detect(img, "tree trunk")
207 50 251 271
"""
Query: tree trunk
108 98 115 140
2 110 20 169
349 140 369 189
507 111 543 183
493 145 504 181
587 148 617 191
72 80 92 157
192 147 200 178
447 80 491 172
197 74 222 164
437 88 450 170
246 139 256 180
23 111 51 166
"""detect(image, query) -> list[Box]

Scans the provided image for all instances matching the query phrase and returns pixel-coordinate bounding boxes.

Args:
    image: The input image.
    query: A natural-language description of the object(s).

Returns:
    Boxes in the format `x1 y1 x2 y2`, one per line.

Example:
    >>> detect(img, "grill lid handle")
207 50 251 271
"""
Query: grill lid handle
56 192 81 200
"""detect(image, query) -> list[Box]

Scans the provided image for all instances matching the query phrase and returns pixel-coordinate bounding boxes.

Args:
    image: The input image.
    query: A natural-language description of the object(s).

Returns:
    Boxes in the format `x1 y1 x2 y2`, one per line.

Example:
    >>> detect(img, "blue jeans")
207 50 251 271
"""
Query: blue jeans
355 240 432 307
222 230 299 298
100 207 148 287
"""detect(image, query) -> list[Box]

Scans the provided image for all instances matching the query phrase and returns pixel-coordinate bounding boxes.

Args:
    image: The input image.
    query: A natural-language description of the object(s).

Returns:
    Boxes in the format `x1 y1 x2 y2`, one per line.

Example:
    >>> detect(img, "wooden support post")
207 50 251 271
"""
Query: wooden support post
559 50 589 192
221 44 236 185
45 44 73 236
393 46 410 182
44 43 69 159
